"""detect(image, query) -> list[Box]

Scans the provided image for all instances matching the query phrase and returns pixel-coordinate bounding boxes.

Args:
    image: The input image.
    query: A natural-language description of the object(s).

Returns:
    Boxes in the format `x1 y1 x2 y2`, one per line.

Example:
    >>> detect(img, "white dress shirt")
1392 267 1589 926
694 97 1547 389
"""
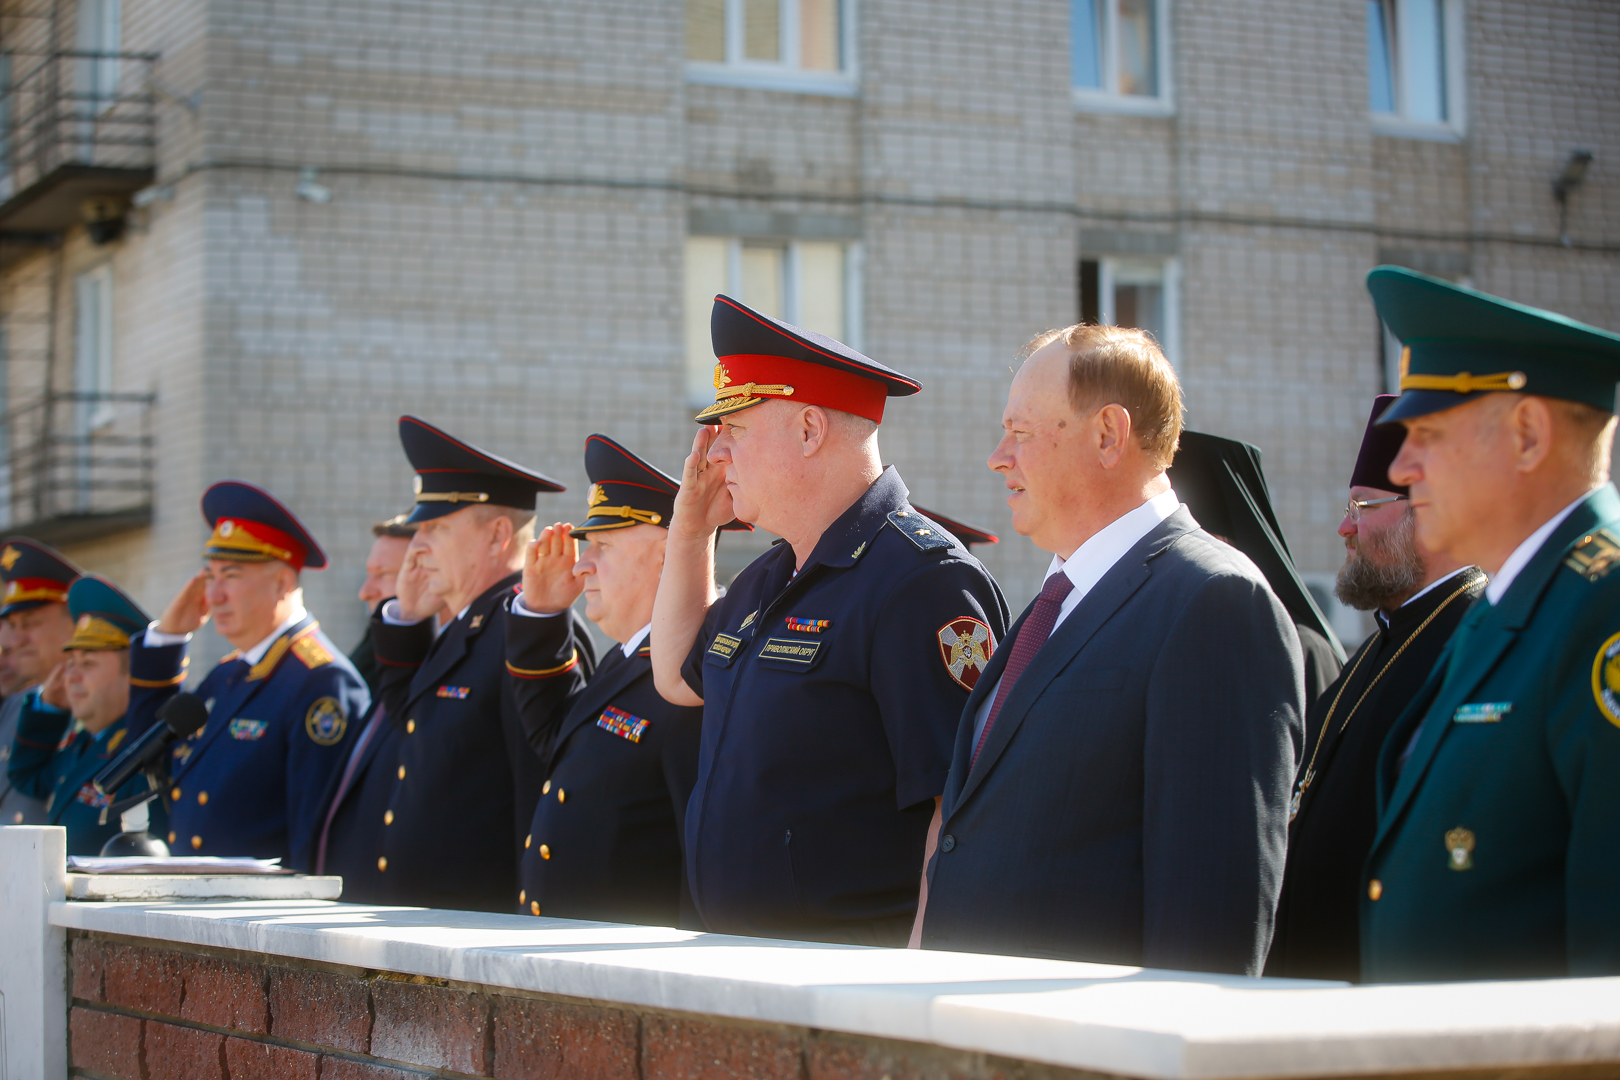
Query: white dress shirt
1484 490 1593 605
970 489 1181 747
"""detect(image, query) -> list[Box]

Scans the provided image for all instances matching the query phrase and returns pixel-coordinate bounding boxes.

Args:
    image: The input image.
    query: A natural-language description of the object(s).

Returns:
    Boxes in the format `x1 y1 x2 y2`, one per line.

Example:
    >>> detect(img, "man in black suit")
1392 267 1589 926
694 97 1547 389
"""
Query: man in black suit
1266 396 1483 981
347 514 416 694
916 324 1303 975
320 416 595 912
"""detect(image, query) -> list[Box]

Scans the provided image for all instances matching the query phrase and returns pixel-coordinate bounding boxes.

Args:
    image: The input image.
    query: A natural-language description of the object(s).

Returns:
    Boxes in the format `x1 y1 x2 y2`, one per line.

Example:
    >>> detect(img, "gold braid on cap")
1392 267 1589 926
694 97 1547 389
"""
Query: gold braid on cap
67 615 131 651
587 505 663 525
414 491 491 504
1397 346 1527 394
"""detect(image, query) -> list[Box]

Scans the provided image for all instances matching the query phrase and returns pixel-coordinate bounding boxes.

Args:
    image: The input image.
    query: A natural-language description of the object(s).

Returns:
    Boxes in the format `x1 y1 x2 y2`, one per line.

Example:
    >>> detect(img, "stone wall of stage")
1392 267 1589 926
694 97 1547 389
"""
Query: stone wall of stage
62 931 1097 1080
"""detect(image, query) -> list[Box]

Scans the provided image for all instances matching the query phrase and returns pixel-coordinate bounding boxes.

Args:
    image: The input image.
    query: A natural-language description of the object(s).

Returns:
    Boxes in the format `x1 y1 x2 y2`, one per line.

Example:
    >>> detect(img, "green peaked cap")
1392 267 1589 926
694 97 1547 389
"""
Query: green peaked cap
1369 265 1620 424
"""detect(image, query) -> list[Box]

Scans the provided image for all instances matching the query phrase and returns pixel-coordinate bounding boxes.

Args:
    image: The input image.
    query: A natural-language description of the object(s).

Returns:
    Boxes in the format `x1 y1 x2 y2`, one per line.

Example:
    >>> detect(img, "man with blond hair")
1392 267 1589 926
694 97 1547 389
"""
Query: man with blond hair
652 295 1007 946
915 323 1303 975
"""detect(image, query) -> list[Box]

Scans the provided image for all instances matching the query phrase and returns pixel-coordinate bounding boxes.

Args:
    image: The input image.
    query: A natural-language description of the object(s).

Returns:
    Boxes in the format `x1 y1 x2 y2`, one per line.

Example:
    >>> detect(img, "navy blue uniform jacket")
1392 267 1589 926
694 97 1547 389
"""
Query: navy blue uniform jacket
127 617 368 870
8 691 168 854
922 509 1304 975
360 574 597 912
509 611 702 927
682 468 1009 943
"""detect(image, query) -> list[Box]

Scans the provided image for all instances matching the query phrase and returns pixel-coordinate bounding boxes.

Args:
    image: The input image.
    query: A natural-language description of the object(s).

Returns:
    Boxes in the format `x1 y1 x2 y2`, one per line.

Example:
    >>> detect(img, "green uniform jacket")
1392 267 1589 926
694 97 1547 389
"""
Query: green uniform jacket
1362 484 1620 982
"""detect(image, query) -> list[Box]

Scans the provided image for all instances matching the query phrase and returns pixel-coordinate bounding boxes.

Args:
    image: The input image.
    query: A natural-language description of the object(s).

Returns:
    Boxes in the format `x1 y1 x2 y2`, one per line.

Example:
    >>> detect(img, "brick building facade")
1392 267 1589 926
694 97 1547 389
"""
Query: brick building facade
0 0 1614 655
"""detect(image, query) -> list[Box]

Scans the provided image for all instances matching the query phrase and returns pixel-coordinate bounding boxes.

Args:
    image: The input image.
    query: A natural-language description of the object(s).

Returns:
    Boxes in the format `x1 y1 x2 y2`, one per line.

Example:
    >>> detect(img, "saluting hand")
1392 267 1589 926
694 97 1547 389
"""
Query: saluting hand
671 425 735 541
393 539 442 623
157 570 210 636
522 523 584 614
40 660 70 711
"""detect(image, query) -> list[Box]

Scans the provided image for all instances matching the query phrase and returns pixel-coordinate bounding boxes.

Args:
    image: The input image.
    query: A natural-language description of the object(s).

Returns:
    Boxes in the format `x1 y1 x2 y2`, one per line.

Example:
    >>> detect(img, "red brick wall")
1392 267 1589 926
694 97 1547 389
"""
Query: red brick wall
64 932 1111 1080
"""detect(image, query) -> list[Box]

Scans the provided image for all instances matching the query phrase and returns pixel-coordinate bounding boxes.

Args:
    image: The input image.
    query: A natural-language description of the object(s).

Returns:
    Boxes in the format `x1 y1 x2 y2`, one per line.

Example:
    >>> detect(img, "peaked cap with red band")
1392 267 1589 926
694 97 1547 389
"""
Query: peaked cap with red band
911 506 1000 548
202 480 327 571
696 294 920 424
577 433 753 536
0 537 82 617
400 415 565 524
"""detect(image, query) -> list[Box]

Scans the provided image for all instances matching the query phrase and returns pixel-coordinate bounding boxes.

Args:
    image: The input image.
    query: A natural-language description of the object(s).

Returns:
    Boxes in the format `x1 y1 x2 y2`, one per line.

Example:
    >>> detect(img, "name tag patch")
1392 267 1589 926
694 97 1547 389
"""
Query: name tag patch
229 718 268 740
706 633 743 666
597 705 651 744
758 637 822 668
437 685 470 699
1453 702 1511 724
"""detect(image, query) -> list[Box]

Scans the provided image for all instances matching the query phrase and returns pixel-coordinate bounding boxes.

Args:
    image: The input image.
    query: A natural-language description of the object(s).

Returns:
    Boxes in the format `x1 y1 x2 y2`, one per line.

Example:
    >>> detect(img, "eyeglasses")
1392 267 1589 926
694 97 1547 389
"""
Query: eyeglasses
1345 494 1408 521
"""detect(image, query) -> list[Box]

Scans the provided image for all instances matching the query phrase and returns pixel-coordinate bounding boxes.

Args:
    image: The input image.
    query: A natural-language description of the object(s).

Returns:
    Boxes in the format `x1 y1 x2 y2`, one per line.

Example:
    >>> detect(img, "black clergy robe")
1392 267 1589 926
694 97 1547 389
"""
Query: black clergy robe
1266 566 1487 982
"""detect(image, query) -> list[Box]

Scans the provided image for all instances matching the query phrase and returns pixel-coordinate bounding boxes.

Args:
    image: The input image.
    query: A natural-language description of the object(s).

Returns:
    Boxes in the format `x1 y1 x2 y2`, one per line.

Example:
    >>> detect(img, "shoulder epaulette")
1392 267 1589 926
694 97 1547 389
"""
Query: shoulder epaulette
1564 528 1620 582
291 636 335 669
887 509 954 552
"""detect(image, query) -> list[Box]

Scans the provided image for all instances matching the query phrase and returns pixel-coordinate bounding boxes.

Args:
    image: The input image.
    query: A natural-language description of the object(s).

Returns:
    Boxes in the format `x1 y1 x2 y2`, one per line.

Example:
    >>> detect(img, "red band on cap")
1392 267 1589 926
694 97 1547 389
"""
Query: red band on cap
715 354 889 424
208 517 308 571
3 577 70 605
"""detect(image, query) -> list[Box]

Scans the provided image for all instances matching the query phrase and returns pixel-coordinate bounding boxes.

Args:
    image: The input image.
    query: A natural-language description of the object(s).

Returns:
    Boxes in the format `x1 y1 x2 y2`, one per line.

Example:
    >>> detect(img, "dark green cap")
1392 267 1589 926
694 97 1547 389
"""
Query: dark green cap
1369 265 1620 424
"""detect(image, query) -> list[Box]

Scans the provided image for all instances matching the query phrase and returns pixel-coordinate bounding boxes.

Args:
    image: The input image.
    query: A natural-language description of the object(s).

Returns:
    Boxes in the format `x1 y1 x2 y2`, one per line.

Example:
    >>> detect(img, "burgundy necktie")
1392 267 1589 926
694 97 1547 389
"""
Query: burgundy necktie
971 571 1075 766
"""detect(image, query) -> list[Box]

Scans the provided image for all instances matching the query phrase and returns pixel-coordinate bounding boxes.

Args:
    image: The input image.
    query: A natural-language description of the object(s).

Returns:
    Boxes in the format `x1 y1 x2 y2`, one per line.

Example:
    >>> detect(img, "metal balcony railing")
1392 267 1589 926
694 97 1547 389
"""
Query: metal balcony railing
0 49 158 216
0 390 154 544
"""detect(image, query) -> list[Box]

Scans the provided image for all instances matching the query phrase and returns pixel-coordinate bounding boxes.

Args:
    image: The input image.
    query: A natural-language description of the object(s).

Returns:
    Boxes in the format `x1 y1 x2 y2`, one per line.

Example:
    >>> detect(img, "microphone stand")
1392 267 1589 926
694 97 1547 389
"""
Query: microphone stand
96 765 171 858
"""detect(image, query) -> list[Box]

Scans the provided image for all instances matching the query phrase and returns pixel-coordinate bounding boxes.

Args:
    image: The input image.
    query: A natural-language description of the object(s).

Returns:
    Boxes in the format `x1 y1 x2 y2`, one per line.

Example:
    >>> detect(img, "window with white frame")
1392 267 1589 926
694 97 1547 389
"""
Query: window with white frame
685 236 857 406
74 265 115 430
1072 0 1171 114
1367 0 1465 136
1079 257 1180 366
75 0 122 112
687 0 855 95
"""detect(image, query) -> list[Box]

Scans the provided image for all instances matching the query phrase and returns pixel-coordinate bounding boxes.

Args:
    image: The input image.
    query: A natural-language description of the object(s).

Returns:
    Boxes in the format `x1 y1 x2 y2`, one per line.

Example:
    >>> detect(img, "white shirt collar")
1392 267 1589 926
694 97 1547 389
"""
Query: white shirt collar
1402 565 1477 609
621 622 652 659
1047 488 1181 607
1484 490 1593 605
242 605 309 665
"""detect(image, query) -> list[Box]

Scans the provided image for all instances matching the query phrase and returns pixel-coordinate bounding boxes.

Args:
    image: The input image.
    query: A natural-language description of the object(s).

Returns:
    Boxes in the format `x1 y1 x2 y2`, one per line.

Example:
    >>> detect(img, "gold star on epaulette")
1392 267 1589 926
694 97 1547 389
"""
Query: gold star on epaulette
1565 528 1620 582
290 636 335 669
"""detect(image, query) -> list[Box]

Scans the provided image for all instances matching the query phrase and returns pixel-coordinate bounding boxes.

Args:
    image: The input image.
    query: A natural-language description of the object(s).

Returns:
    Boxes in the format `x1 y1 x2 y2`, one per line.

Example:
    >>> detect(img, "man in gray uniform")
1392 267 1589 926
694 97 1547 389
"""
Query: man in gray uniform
0 538 81 825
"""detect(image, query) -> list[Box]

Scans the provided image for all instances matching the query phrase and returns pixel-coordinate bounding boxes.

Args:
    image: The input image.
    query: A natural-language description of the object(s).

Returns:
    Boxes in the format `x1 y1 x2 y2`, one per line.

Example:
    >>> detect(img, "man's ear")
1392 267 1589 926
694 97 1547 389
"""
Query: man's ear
1510 395 1555 475
1095 403 1135 470
800 406 831 457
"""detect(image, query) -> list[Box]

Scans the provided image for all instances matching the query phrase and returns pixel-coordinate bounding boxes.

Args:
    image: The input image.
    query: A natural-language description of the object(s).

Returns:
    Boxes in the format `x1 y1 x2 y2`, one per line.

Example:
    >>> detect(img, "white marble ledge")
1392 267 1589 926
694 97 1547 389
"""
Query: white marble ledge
51 900 1620 1080
66 873 342 902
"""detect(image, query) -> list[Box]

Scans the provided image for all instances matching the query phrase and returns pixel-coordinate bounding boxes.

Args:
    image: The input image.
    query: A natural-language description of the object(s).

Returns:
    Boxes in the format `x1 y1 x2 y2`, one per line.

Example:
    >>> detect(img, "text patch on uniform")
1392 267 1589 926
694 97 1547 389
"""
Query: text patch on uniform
436 685 470 699
229 718 268 740
1452 702 1511 724
938 617 995 691
597 705 651 744
758 637 822 668
707 632 743 665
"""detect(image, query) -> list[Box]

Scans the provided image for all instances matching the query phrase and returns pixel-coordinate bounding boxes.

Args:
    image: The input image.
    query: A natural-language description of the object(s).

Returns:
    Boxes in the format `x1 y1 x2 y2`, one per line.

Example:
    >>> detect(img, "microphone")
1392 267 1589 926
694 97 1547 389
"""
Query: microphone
93 693 209 797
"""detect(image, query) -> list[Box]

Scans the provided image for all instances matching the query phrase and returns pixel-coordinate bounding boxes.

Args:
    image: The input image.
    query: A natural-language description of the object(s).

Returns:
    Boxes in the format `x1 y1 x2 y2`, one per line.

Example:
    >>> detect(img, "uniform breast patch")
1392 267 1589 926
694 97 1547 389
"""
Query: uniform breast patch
1452 702 1511 724
707 633 743 663
75 784 113 808
757 637 821 667
1565 528 1620 582
229 718 268 740
597 705 651 743
785 617 830 634
939 617 995 691
304 697 348 746
1591 631 1620 728
436 685 470 699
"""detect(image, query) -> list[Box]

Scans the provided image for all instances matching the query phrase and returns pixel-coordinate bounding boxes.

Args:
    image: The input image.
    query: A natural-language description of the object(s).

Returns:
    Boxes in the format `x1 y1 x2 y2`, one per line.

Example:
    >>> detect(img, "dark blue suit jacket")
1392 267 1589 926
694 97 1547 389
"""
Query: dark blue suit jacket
921 508 1303 975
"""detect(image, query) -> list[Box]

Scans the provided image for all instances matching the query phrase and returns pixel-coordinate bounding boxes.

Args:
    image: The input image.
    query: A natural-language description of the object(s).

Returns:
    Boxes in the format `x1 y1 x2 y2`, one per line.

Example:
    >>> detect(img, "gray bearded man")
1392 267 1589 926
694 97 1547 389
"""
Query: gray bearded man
1266 395 1485 982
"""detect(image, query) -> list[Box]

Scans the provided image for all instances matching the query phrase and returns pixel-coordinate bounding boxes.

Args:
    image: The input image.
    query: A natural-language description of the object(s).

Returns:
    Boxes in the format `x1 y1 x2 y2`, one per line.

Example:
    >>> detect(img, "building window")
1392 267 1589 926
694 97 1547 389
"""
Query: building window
75 0 123 111
1079 257 1179 366
686 0 856 96
685 236 858 407
74 266 115 430
1367 0 1465 138
1072 0 1172 116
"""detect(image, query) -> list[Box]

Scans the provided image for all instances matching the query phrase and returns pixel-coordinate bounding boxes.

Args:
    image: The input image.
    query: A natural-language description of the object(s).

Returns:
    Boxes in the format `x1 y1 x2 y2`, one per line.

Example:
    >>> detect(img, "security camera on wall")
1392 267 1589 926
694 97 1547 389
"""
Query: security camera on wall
80 197 128 246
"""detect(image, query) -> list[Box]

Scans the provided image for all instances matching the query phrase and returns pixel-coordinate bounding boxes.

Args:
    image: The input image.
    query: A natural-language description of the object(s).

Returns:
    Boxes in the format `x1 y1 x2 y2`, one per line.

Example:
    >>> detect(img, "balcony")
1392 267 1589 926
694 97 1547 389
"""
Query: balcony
0 390 154 545
0 50 158 241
